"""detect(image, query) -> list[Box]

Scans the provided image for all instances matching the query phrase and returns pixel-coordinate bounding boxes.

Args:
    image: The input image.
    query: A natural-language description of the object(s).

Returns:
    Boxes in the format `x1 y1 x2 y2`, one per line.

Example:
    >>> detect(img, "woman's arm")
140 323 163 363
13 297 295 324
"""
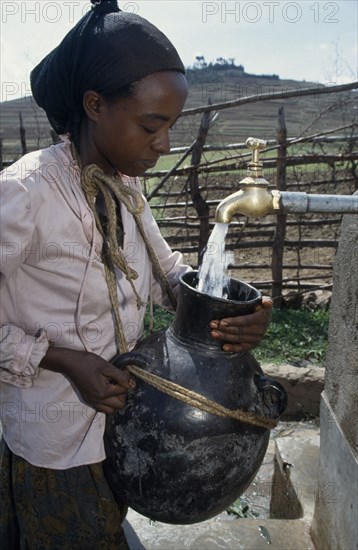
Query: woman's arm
40 346 135 414
0 325 135 413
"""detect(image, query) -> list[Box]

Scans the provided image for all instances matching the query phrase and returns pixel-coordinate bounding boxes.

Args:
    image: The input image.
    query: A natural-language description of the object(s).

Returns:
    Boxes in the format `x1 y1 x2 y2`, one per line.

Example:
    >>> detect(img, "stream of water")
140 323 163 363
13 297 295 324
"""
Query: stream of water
197 223 233 298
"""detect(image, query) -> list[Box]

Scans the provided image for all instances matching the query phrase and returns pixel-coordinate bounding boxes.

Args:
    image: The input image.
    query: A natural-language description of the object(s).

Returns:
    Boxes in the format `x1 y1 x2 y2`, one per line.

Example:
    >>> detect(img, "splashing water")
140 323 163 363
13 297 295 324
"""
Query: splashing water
197 223 233 298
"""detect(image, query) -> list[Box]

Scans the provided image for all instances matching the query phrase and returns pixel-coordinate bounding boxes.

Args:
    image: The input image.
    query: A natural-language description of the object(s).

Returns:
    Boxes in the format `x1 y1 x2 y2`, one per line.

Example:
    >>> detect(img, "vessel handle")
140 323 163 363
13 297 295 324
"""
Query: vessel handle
255 374 287 419
111 351 149 371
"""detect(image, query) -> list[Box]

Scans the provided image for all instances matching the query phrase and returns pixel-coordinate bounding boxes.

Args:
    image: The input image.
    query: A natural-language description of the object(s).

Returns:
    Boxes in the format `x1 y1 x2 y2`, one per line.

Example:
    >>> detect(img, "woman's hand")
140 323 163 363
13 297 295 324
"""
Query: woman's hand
209 296 273 353
40 347 135 414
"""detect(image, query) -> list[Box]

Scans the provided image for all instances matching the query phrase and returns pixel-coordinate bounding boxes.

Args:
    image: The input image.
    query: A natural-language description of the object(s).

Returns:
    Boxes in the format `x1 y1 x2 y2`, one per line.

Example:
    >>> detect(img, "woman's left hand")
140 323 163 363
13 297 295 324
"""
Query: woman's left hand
209 296 273 353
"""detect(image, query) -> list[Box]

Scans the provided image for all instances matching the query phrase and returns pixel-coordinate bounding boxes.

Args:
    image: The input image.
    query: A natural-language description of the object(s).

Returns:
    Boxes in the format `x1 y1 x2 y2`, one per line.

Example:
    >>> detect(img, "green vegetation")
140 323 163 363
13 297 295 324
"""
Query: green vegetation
256 307 329 366
144 304 329 366
143 304 174 335
226 497 258 519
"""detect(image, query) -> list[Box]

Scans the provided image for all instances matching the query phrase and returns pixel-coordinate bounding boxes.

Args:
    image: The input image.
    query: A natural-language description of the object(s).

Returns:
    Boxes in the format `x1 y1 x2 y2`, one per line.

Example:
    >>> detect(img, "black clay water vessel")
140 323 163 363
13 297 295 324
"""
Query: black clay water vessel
104 271 287 524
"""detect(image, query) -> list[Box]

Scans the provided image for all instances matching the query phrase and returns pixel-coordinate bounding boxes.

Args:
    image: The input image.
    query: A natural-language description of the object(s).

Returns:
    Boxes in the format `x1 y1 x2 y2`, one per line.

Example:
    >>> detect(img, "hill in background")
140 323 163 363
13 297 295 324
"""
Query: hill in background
0 65 355 161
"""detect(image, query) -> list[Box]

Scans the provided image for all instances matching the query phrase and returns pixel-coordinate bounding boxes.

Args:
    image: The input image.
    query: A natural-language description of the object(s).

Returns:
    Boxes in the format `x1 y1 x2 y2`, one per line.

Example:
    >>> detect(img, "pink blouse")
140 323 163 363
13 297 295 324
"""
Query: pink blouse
0 137 190 469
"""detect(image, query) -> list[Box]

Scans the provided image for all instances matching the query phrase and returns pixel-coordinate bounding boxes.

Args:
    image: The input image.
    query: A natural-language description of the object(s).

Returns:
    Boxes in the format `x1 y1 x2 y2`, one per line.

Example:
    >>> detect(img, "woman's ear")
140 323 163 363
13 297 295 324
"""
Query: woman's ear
83 90 103 122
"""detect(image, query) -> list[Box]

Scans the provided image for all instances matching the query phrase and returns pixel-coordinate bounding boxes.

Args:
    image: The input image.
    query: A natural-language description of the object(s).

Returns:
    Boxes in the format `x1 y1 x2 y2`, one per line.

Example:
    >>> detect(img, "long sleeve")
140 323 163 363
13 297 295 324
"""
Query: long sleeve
1 162 49 386
0 167 36 282
0 325 50 387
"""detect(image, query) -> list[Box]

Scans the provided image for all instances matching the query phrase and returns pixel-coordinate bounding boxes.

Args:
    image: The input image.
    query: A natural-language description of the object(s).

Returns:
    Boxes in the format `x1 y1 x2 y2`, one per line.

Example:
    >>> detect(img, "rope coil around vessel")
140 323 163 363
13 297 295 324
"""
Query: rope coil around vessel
126 364 278 429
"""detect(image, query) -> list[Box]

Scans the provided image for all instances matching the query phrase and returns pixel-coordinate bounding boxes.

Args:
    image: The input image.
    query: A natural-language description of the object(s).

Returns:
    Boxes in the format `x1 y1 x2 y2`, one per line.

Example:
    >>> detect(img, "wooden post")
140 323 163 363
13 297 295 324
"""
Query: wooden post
187 105 213 265
271 106 287 307
19 112 28 155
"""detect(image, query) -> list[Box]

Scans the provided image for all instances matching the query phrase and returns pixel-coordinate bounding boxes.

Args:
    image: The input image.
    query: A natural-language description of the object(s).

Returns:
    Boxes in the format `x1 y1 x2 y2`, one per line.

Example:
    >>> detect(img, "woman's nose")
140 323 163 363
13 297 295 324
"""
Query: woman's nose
152 131 170 155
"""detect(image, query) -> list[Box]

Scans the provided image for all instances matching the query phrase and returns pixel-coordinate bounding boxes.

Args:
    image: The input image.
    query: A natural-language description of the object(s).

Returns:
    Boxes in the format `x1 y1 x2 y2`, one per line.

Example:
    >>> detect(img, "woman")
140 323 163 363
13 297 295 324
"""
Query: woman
0 1 272 548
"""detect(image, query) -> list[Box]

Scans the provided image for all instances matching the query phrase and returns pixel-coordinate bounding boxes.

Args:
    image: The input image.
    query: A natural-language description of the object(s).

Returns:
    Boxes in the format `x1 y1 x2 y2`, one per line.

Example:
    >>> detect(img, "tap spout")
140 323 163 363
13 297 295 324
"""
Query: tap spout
215 184 276 222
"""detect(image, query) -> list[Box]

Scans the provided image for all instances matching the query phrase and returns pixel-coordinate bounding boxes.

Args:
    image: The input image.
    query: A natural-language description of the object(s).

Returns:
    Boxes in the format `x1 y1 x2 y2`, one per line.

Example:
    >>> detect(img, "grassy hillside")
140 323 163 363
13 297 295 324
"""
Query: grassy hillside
0 66 355 161
176 68 355 146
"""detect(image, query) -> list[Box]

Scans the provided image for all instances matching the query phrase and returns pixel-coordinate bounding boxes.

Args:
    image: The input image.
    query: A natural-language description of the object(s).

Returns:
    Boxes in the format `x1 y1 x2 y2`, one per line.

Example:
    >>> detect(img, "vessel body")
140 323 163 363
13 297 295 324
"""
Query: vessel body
104 271 286 524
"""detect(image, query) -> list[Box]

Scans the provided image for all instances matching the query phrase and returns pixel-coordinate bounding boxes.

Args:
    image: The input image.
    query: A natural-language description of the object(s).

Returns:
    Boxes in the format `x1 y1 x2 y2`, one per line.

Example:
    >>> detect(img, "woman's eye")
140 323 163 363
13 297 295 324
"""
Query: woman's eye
142 126 157 134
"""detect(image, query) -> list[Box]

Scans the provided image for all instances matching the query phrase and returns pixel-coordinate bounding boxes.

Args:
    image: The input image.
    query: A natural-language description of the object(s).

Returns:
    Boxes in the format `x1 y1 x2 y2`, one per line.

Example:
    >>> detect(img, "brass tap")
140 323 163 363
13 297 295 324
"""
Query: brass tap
215 138 278 222
215 137 358 222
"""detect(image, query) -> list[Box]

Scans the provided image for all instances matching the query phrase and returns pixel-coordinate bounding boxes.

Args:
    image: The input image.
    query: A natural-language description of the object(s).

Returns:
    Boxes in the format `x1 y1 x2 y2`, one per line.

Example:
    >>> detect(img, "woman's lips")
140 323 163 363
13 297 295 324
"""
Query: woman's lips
140 159 159 169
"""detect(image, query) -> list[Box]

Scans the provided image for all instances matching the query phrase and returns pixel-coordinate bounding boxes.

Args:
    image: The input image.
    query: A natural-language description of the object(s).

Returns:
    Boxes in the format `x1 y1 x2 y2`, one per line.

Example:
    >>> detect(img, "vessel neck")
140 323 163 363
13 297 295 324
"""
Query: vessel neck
172 272 261 347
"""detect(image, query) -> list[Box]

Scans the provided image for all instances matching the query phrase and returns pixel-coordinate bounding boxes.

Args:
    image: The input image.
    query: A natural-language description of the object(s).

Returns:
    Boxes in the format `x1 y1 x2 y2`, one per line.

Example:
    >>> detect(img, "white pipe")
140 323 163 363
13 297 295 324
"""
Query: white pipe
279 192 358 214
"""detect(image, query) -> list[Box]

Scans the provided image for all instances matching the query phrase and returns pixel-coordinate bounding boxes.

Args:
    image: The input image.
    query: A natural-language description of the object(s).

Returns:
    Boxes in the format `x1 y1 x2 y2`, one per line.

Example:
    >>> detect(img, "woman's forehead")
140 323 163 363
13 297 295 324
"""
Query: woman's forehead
101 72 188 124
133 71 188 107
135 71 188 95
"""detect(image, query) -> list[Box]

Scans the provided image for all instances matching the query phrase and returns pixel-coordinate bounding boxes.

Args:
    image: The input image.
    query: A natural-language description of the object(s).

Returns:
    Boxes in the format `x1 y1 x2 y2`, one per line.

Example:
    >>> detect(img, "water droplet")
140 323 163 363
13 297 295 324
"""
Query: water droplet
258 525 272 544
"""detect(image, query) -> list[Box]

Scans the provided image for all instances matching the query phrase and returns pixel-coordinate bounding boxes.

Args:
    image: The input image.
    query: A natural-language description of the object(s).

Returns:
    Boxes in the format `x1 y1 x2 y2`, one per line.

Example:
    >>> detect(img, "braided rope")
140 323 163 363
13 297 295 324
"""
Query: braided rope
126 364 278 429
81 165 144 293
72 148 177 350
80 163 144 352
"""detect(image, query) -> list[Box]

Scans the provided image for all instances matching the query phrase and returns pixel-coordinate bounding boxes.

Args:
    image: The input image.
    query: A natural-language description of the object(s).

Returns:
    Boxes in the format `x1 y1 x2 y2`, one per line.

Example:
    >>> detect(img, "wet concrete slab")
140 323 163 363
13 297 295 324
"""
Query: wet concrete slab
123 513 314 550
271 430 320 520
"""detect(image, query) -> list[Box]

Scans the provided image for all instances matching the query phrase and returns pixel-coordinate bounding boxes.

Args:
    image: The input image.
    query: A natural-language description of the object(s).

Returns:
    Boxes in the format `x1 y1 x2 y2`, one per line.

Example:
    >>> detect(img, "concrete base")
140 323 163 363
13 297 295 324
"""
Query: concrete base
310 393 358 550
270 429 320 520
124 513 314 550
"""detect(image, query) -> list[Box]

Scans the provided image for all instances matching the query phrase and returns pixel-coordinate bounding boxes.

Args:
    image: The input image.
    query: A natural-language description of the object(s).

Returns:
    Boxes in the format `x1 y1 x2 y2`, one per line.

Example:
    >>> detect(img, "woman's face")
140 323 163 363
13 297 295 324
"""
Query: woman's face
85 71 188 177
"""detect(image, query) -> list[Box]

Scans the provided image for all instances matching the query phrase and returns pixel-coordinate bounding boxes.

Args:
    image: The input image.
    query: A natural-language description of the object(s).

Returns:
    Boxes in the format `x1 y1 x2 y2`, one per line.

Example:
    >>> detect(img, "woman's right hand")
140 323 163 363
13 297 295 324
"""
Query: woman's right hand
40 347 135 414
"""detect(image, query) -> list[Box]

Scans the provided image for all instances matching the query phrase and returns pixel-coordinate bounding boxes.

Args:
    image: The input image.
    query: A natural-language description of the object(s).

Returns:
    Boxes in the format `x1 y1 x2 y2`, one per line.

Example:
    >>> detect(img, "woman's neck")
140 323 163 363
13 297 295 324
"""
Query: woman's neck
77 119 115 176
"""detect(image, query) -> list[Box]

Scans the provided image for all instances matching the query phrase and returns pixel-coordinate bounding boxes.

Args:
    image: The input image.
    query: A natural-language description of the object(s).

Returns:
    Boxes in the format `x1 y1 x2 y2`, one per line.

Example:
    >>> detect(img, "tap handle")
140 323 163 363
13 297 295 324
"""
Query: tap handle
246 137 267 150
246 137 267 165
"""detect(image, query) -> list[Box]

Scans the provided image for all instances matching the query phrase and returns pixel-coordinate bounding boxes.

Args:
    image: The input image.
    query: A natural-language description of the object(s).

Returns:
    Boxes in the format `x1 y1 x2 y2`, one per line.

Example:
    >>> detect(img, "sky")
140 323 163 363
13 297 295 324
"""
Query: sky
1 0 357 102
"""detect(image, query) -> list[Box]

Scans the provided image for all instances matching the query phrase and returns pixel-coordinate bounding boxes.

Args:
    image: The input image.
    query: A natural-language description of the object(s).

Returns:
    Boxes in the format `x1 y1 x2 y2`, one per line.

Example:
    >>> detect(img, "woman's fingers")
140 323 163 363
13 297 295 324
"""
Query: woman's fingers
209 296 273 351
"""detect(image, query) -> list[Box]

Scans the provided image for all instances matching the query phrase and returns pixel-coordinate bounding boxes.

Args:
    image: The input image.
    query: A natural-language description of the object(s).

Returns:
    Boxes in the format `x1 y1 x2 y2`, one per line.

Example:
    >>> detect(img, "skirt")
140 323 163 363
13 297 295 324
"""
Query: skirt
0 438 129 550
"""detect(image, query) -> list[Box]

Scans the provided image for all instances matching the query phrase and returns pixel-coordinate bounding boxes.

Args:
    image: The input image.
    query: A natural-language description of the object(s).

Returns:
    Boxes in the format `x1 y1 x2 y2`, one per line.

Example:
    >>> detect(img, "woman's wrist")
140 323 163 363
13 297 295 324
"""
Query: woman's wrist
39 346 90 377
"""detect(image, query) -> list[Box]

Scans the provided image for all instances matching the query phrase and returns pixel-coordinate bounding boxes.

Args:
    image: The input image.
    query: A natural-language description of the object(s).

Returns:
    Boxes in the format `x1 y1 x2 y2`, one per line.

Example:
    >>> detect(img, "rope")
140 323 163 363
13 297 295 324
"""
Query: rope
71 144 276 429
71 142 176 353
126 364 278 429
80 163 144 353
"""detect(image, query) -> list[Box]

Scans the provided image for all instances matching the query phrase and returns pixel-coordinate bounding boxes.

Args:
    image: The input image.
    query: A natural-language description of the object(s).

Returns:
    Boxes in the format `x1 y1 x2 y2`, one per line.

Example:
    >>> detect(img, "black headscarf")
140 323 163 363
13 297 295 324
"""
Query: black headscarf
30 0 185 141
